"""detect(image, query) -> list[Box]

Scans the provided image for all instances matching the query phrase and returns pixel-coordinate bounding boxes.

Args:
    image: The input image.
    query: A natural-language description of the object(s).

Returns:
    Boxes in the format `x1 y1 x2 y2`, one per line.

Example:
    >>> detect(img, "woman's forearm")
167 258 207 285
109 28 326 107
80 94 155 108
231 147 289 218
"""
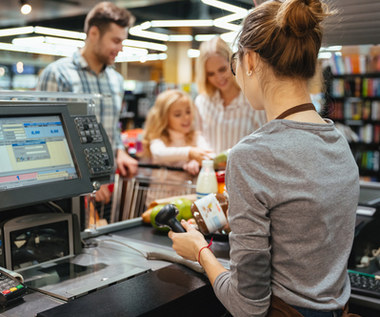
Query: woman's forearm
198 248 228 285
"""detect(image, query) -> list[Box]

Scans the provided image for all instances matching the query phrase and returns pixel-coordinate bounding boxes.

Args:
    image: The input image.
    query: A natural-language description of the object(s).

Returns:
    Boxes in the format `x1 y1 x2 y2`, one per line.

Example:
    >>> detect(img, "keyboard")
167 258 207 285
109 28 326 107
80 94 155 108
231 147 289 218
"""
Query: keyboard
349 271 380 299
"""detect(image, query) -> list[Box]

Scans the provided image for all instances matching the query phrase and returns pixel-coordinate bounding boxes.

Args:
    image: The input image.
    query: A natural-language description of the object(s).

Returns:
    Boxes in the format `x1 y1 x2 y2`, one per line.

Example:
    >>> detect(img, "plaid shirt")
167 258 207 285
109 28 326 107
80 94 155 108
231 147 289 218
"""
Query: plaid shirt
37 50 124 153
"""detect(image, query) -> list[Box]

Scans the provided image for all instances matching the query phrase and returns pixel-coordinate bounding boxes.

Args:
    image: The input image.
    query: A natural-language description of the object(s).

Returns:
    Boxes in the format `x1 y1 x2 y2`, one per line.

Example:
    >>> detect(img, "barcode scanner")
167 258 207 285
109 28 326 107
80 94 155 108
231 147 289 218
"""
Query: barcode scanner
155 204 186 233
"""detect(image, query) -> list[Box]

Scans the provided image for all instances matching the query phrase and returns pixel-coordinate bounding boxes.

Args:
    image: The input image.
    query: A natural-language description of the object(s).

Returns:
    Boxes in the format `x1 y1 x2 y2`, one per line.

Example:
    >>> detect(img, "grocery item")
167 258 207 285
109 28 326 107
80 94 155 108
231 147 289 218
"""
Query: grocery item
191 192 228 235
170 197 193 220
216 170 226 194
213 149 230 170
196 160 218 200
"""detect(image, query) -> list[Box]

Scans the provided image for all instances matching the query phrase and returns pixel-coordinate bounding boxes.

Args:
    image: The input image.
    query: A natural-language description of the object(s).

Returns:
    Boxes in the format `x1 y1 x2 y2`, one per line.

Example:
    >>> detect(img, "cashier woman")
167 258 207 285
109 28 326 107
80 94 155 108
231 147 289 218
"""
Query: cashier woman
169 1 360 317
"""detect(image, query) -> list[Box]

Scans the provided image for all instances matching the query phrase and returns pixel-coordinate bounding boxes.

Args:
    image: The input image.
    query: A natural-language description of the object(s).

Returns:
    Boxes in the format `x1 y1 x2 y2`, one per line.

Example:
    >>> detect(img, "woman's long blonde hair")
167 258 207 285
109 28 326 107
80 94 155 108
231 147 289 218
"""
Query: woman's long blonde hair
142 89 196 158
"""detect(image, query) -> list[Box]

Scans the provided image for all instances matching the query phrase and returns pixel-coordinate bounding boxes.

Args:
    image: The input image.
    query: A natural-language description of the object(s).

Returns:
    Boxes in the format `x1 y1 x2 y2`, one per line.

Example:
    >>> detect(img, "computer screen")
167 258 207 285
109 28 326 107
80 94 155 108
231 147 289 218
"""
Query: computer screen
0 104 94 212
0 115 78 190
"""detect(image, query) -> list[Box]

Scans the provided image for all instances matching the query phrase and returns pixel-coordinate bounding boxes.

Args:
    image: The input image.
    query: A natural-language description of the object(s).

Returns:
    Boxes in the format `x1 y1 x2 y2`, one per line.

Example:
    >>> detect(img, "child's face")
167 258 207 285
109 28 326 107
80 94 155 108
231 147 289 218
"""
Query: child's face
168 97 193 134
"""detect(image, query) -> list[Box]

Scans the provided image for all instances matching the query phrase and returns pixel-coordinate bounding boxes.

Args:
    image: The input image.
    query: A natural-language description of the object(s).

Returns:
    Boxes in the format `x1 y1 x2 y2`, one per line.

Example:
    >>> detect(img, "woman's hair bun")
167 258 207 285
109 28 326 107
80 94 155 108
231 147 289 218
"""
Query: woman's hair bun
276 0 327 38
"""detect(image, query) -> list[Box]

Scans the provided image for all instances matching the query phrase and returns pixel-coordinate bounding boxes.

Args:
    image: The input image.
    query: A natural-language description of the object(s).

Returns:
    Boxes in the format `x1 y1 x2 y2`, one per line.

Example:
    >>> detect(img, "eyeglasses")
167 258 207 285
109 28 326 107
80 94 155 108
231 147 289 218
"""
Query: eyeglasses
230 52 238 76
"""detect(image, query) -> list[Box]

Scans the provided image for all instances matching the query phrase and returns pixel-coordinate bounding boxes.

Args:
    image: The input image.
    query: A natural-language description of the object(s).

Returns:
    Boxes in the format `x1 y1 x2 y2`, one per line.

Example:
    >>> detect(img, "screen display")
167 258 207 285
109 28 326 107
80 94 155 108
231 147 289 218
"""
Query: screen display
0 115 78 190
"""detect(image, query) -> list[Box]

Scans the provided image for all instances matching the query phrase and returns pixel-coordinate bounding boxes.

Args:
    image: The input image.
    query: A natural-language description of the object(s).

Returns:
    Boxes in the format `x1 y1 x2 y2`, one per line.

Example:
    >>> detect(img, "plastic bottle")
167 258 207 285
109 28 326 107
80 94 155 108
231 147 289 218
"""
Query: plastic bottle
196 160 218 200
191 192 228 235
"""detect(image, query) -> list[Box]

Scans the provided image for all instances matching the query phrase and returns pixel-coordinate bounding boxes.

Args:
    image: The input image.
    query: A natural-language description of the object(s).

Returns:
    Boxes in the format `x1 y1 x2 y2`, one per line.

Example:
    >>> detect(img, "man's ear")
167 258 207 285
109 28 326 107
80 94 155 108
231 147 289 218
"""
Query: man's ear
87 25 100 40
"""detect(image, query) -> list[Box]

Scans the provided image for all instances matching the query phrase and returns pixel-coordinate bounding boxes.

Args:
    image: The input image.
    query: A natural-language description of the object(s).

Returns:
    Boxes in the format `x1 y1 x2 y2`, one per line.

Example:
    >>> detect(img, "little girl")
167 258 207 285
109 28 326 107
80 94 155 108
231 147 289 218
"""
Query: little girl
142 89 212 206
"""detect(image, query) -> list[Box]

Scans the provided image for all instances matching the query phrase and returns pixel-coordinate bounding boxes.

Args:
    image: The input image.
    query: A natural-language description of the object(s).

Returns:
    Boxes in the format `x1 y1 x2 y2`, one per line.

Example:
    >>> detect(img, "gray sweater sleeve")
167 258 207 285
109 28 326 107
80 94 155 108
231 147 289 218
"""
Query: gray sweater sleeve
213 139 275 317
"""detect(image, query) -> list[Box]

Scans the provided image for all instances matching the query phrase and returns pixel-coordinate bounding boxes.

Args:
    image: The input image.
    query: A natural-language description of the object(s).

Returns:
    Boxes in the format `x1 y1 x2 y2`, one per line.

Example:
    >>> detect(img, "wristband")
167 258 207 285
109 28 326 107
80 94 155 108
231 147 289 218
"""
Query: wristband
198 237 213 264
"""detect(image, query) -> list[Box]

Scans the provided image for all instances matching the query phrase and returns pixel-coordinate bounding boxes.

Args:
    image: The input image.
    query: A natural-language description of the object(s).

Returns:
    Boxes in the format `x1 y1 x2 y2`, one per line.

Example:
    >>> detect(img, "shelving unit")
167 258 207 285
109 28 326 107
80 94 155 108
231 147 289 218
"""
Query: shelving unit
324 62 380 181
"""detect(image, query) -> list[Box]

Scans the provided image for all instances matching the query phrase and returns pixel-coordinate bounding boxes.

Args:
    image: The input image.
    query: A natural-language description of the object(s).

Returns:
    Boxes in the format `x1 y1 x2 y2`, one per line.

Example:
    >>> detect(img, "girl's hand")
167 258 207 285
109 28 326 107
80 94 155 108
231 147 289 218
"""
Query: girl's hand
189 147 212 164
183 159 200 175
168 220 208 262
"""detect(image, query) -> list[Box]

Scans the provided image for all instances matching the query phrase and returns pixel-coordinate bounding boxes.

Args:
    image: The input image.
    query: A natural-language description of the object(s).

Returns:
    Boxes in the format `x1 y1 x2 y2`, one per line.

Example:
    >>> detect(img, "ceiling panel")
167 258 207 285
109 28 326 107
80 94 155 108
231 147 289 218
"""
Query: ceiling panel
0 0 379 47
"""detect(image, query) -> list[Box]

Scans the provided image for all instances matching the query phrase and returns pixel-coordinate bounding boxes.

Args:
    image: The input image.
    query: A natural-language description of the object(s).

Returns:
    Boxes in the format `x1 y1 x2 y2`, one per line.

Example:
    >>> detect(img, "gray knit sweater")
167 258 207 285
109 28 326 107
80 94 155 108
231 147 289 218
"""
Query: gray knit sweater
213 119 359 317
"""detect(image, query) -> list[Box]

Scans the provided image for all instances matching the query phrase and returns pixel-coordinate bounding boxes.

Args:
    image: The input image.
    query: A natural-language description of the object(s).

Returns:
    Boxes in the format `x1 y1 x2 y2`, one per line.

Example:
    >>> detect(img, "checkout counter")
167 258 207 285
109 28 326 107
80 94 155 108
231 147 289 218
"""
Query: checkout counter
0 219 229 317
1 95 380 316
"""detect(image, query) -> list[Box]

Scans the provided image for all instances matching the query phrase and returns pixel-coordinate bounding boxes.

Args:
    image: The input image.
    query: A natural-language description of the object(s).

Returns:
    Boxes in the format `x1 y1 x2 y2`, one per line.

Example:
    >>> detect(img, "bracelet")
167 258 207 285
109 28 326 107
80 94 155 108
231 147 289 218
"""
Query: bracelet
198 237 213 264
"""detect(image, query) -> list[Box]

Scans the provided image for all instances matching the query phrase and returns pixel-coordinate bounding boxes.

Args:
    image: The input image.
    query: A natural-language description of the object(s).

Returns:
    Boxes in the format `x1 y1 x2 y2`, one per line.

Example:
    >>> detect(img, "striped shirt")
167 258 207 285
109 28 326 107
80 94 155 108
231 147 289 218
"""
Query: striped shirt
194 91 267 154
36 50 124 153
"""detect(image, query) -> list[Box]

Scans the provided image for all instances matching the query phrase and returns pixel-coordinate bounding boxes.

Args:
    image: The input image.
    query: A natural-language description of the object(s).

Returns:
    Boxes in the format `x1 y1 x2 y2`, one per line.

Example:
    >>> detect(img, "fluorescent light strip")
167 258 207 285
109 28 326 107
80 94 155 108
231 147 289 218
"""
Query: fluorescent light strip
150 20 214 28
129 25 169 41
220 31 238 43
195 34 218 42
0 42 74 57
123 39 167 51
128 0 247 42
2 43 150 60
12 36 45 45
187 49 200 58
215 12 247 24
0 26 34 37
318 52 332 59
13 36 85 48
121 46 148 55
214 12 246 31
168 35 193 42
201 0 247 14
115 53 167 63
320 46 342 52
44 36 85 47
34 26 87 40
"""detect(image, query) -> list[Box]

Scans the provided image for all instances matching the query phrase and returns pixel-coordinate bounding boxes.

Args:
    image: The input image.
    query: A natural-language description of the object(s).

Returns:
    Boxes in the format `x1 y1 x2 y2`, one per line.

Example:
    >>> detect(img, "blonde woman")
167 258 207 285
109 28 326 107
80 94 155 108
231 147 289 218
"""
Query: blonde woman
142 89 212 205
195 36 266 154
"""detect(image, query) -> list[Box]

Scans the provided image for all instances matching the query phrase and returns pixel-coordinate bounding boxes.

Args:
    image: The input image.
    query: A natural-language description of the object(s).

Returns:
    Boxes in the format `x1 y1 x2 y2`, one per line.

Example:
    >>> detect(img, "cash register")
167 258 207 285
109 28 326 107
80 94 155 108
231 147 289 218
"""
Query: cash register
0 101 123 302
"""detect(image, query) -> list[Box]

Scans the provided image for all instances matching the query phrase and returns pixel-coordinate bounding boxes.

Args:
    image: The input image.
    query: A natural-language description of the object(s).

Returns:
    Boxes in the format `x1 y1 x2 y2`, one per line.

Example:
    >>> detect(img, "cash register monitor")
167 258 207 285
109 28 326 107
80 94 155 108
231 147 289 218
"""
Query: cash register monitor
0 104 94 212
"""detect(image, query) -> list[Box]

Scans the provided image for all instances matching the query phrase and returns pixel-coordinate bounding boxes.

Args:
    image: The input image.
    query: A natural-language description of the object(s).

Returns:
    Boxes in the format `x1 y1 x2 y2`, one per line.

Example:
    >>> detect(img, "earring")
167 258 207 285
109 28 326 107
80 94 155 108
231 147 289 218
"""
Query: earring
246 70 253 77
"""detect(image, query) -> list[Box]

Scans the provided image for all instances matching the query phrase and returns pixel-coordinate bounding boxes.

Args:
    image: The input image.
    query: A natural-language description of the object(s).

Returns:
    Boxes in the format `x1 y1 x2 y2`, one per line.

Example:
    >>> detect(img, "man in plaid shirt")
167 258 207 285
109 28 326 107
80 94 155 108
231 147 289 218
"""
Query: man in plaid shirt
37 2 138 204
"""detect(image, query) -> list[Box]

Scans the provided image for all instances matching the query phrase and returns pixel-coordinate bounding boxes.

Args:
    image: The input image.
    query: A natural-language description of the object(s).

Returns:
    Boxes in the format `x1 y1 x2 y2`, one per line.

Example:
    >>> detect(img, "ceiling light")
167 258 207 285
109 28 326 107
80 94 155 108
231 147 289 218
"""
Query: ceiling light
121 46 148 56
20 1 32 15
0 42 74 57
129 25 169 42
150 20 214 28
187 49 200 58
115 53 167 63
318 52 332 59
201 0 247 14
128 0 248 43
320 46 342 52
122 39 167 52
220 31 239 43
12 36 45 45
34 26 87 40
168 35 193 42
0 26 34 37
195 34 217 42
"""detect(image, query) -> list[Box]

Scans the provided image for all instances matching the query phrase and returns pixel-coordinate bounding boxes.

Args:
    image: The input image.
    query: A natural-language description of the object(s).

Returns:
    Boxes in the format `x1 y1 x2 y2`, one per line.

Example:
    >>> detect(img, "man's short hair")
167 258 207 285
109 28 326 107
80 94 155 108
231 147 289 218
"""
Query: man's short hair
84 1 135 35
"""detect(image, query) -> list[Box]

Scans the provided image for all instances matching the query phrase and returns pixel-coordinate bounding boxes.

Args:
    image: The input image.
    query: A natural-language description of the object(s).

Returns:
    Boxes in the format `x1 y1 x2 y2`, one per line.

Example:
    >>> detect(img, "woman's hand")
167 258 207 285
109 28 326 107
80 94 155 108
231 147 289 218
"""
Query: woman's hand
189 147 212 164
168 220 208 262
183 159 200 175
